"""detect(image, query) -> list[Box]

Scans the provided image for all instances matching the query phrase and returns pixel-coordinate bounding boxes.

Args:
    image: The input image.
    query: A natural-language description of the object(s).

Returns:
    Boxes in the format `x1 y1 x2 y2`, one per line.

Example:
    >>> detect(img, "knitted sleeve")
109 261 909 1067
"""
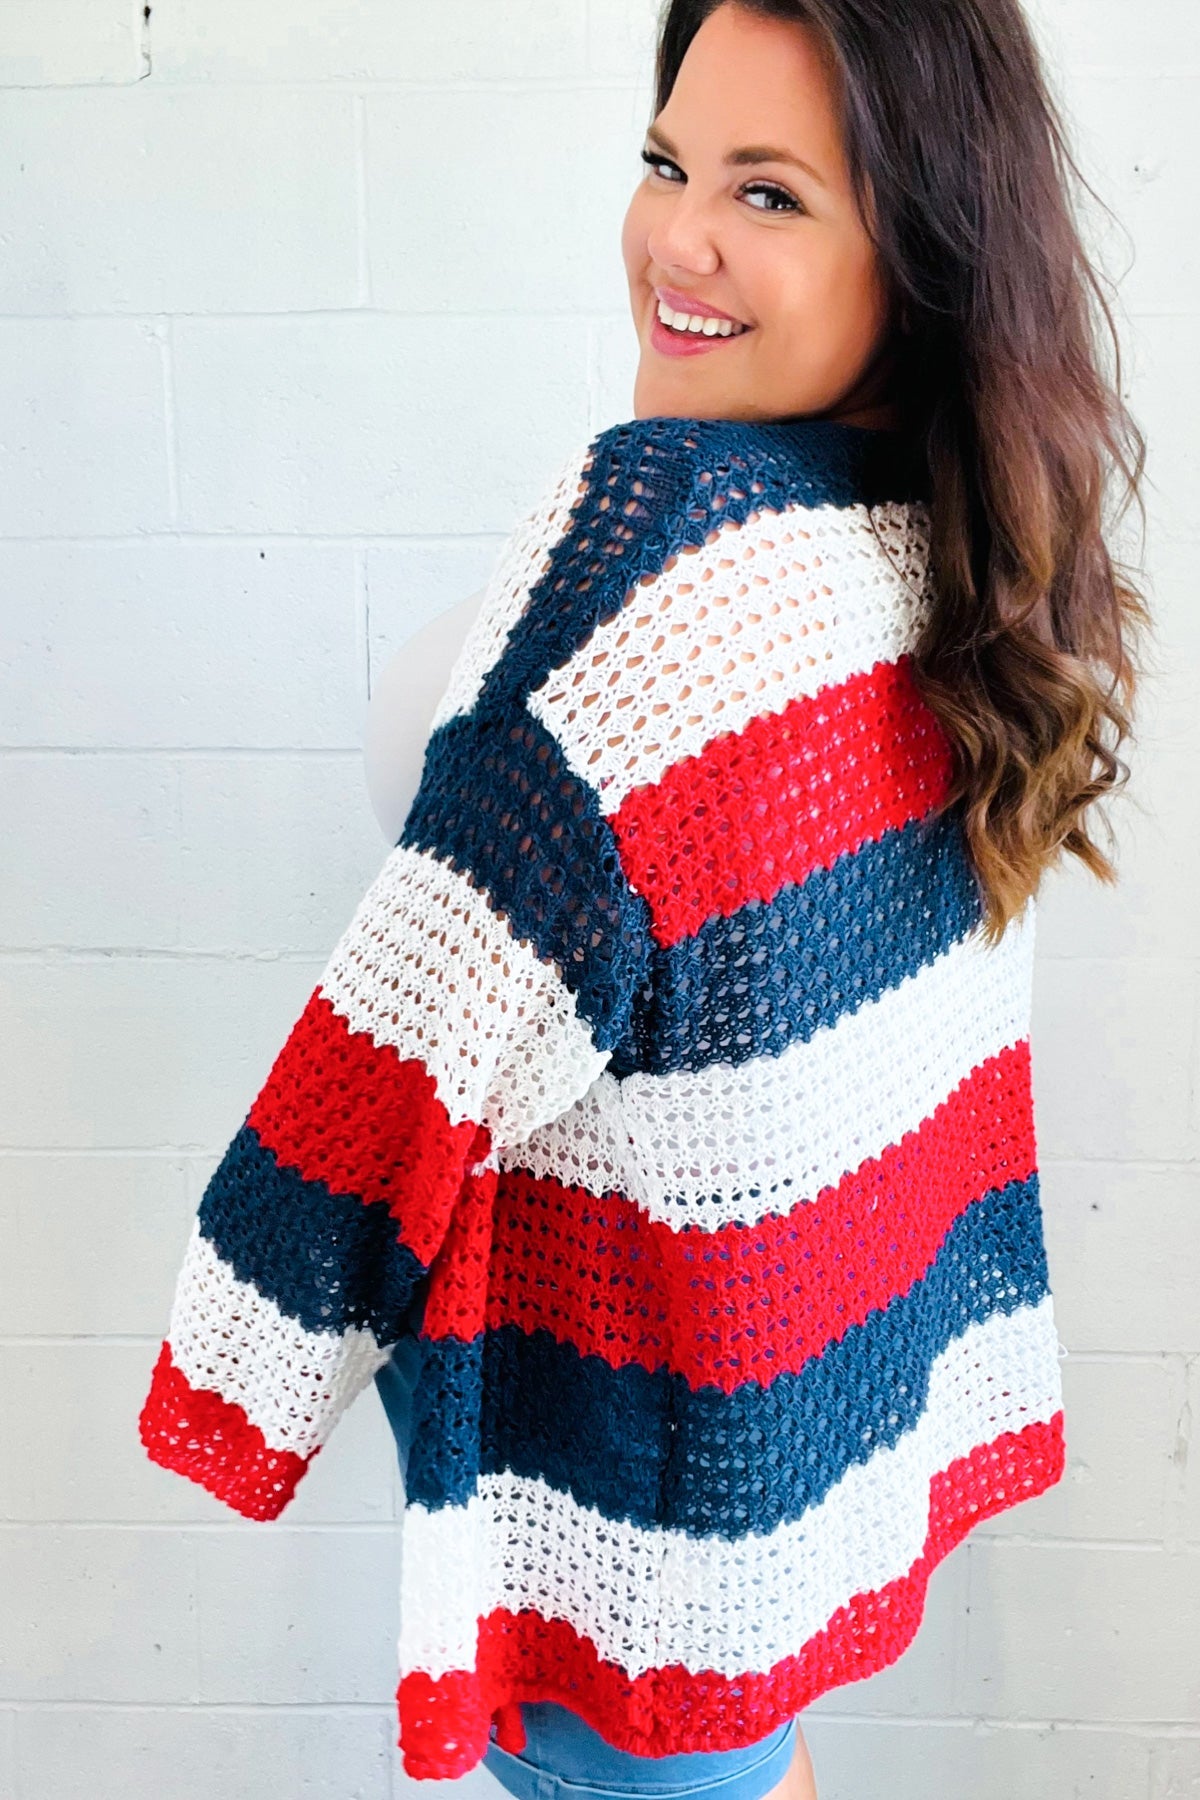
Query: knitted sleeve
136 430 654 1521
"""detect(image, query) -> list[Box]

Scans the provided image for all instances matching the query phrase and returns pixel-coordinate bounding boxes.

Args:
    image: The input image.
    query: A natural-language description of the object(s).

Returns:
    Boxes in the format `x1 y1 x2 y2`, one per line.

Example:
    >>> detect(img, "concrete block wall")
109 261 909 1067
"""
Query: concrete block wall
0 3 1195 1796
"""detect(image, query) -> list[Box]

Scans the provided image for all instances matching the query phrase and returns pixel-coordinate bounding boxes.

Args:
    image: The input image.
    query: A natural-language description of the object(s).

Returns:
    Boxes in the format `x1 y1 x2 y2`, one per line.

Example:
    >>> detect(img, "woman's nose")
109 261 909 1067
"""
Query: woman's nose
645 194 721 278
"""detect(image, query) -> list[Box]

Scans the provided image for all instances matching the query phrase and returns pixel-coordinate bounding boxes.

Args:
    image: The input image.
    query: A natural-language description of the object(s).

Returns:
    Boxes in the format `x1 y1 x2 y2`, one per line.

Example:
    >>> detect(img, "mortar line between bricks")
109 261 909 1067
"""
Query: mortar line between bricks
0 78 689 97
0 945 353 964
358 544 373 704
160 313 180 523
1164 1353 1195 1551
1185 967 1200 1155
170 754 184 943
0 1148 236 1161
1041 1153 1200 1168
802 1718 1200 1736
354 91 370 306
188 1528 200 1704
0 1520 414 1534
957 1537 978 1714
586 319 604 432
0 529 524 545
0 305 635 322
135 0 151 81
0 746 367 762
0 1698 416 1713
6 1702 21 1800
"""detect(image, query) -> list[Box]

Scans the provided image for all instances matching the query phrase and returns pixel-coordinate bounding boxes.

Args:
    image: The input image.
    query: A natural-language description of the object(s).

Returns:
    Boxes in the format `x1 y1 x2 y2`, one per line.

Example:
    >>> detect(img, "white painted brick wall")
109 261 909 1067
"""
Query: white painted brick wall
0 3 1195 1797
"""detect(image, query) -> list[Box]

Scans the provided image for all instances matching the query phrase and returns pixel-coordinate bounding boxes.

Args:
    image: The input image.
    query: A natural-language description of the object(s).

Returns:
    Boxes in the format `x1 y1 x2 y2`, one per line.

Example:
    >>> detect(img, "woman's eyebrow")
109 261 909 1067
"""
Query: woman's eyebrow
644 122 829 188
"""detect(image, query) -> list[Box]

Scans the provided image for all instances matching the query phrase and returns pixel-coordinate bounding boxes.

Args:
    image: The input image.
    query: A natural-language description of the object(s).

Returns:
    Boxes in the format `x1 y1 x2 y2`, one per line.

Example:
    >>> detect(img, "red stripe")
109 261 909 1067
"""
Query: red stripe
611 655 956 948
421 1162 501 1340
247 986 488 1266
394 1409 1066 1778
137 1340 313 1522
420 1040 1035 1390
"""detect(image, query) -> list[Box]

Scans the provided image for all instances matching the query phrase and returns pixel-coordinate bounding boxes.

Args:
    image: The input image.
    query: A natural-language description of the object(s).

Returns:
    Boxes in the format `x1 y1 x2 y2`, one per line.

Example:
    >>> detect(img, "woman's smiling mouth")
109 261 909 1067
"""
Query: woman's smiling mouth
650 287 753 357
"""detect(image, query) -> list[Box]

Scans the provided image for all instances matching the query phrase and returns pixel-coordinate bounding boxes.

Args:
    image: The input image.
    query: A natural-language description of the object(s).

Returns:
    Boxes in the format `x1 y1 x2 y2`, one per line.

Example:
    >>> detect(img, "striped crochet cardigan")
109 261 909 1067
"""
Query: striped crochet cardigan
138 413 1067 1779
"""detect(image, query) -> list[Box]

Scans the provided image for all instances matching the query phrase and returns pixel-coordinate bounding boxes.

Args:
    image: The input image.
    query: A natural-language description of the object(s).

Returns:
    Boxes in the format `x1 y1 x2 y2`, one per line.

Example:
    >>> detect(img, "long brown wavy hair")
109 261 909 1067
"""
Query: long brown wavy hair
653 0 1153 944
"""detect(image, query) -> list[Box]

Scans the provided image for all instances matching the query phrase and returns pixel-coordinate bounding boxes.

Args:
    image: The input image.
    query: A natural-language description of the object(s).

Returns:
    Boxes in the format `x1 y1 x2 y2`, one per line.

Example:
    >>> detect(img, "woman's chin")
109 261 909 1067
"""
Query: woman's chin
633 362 719 419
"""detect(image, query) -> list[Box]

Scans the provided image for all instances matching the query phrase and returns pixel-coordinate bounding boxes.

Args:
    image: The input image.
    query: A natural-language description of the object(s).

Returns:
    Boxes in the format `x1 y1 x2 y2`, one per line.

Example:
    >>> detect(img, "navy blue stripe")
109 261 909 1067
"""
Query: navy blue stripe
197 1122 427 1346
403 1174 1049 1535
610 806 983 1077
477 416 930 712
400 705 652 1049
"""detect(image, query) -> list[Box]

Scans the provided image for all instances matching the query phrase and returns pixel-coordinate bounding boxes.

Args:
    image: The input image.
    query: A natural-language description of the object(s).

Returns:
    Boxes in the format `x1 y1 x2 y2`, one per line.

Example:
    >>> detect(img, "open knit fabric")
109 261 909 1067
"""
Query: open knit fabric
138 413 1067 1778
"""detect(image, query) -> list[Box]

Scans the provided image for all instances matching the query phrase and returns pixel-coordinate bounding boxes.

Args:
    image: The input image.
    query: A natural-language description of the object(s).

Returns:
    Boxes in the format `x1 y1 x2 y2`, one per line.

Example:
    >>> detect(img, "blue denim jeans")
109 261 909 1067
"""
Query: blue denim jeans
479 1700 798 1800
373 1284 800 1800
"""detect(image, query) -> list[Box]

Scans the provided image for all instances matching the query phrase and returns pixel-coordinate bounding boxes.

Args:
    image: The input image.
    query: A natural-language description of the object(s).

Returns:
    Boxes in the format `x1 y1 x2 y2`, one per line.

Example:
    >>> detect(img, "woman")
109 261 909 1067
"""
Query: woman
138 2 1148 1797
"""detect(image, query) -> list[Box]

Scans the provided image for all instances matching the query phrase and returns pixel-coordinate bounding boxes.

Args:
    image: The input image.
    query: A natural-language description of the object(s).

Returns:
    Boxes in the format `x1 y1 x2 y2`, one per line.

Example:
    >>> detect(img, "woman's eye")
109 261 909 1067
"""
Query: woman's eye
638 149 802 214
741 182 802 215
639 149 682 182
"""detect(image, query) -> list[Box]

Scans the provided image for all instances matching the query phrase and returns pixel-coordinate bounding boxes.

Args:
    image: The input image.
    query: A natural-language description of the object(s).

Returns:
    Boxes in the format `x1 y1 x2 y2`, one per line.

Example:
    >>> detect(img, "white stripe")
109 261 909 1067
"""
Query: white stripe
527 499 932 815
503 900 1036 1233
430 438 594 730
396 1295 1064 1681
167 1222 390 1460
318 843 608 1142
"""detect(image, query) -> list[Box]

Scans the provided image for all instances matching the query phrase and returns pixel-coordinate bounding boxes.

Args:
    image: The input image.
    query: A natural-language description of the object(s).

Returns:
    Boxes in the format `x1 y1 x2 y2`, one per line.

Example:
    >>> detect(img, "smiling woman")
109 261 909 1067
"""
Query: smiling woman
136 2 1148 1797
621 4 902 426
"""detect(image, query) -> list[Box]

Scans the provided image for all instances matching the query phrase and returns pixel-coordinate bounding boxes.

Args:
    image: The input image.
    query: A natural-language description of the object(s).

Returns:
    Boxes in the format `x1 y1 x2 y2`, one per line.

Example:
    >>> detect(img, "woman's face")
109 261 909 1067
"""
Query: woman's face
620 2 899 427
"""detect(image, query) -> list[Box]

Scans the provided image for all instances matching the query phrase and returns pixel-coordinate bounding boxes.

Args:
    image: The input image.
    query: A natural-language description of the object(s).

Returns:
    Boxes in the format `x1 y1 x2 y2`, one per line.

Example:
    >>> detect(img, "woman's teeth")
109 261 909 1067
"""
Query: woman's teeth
655 297 747 337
